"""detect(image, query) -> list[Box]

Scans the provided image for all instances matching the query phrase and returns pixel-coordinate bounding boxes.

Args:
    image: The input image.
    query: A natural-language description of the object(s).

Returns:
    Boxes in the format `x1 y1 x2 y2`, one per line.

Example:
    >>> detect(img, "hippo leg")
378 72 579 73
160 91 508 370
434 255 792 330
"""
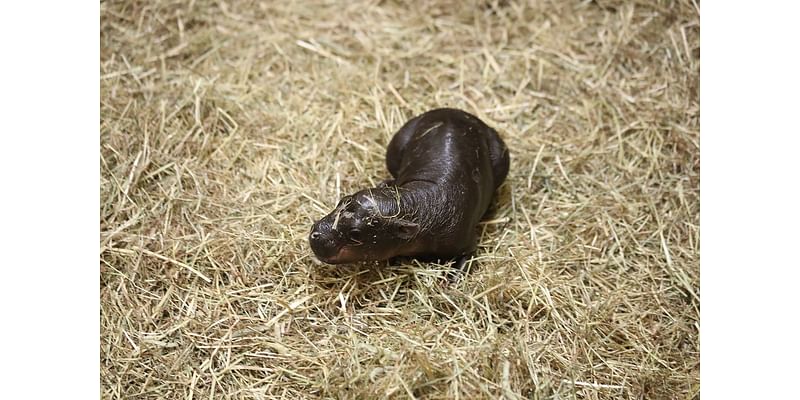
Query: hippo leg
386 114 422 178
486 127 510 189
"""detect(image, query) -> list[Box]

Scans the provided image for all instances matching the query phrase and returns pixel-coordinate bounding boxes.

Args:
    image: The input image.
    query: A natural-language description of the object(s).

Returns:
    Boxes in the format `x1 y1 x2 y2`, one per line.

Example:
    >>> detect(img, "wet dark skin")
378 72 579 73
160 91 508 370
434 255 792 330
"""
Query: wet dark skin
309 108 510 270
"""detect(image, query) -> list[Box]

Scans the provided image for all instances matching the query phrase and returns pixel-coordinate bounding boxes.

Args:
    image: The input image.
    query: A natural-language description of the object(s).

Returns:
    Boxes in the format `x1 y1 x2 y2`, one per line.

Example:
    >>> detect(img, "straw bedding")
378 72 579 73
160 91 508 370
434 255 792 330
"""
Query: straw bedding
101 0 699 398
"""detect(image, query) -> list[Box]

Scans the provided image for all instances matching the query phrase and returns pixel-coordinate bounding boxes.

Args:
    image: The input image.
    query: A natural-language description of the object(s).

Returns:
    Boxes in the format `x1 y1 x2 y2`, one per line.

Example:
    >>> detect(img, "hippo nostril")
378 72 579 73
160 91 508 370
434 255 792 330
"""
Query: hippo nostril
310 231 321 240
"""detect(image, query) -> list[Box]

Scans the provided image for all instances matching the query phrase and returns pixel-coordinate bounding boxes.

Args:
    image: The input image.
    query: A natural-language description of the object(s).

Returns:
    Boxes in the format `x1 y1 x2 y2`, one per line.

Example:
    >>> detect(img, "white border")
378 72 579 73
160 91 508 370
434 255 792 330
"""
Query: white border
0 2 99 397
703 1 800 398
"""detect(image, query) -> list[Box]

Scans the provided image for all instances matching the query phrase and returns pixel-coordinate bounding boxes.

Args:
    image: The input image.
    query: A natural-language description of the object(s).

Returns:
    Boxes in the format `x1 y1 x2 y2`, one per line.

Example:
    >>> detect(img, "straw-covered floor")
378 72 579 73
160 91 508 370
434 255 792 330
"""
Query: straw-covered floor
100 0 699 398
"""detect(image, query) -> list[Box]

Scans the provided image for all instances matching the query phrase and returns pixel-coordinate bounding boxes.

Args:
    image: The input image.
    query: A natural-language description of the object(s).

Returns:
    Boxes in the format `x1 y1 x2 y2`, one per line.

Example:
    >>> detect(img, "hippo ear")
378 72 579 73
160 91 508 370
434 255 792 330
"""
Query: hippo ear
391 219 420 240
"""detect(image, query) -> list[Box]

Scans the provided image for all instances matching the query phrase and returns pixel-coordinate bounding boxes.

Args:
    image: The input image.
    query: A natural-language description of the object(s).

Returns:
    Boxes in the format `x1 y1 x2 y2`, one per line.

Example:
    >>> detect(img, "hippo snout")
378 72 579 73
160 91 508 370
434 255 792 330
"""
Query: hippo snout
309 224 341 262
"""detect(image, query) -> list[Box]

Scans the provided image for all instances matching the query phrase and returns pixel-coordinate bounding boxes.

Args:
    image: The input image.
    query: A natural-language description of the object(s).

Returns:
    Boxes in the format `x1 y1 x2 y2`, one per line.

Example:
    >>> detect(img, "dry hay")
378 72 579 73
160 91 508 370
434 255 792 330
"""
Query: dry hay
100 0 699 398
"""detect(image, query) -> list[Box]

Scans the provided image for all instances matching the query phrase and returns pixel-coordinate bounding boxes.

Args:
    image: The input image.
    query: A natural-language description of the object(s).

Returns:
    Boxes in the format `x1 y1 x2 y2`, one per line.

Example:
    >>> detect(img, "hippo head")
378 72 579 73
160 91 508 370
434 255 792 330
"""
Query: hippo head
309 188 420 264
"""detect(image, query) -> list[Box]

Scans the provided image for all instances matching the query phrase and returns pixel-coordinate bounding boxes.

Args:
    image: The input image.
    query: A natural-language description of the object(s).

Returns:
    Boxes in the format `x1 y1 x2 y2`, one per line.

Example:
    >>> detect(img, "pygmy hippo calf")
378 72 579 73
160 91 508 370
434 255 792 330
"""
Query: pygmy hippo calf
309 108 510 268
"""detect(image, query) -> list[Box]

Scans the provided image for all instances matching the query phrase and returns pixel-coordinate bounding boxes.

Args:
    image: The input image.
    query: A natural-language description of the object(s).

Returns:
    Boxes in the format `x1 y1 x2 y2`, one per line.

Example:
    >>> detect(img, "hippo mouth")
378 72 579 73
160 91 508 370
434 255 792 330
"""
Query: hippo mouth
314 245 362 265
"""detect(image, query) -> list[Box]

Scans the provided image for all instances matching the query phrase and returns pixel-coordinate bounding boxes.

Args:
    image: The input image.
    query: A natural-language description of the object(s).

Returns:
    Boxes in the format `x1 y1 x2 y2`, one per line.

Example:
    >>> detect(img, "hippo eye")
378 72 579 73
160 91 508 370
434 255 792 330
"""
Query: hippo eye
366 219 378 227
349 229 362 241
